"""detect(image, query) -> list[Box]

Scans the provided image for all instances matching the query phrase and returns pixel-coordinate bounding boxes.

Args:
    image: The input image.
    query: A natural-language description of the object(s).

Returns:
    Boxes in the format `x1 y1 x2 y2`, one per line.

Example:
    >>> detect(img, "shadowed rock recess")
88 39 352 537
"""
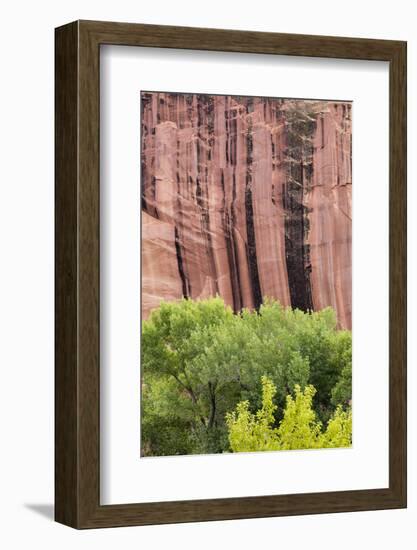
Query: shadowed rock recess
141 92 352 329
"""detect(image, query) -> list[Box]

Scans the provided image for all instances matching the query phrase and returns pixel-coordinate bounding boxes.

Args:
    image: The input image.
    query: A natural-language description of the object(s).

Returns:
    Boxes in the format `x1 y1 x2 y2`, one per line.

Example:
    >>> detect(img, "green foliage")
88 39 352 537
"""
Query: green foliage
226 376 280 453
141 375 195 456
226 377 352 452
141 296 352 456
331 346 352 408
322 405 352 448
277 384 323 450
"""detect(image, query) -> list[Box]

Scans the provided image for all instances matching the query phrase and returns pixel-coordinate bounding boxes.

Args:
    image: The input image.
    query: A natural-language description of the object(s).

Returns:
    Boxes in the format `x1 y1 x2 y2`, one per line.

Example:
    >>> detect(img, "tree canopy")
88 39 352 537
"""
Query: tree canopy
141 297 352 456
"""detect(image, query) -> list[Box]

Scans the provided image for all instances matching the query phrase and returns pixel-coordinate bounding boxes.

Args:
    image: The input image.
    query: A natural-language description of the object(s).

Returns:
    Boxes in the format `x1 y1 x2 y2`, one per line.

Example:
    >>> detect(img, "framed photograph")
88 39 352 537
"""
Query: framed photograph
55 20 406 528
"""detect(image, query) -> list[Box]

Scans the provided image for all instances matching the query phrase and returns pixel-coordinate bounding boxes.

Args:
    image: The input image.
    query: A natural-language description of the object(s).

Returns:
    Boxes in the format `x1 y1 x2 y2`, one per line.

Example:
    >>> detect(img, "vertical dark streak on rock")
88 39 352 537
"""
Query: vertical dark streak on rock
222 170 241 312
335 107 340 186
283 103 315 312
232 110 237 166
197 95 218 294
156 92 162 124
140 137 148 214
174 136 188 296
348 104 352 167
140 92 158 217
176 140 181 187
225 107 229 164
226 101 243 308
174 226 189 298
231 173 243 309
341 109 345 167
245 99 263 310
151 175 158 219
141 92 150 215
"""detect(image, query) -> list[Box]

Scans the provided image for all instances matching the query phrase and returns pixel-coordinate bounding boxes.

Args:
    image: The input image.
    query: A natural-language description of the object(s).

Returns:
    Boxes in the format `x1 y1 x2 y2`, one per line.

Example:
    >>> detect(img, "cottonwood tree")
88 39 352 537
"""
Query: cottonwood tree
226 376 352 452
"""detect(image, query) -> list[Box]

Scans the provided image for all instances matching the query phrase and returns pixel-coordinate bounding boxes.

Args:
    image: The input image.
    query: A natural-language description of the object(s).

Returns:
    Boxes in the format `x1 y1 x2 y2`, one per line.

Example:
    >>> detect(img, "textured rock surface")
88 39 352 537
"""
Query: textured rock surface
141 92 352 329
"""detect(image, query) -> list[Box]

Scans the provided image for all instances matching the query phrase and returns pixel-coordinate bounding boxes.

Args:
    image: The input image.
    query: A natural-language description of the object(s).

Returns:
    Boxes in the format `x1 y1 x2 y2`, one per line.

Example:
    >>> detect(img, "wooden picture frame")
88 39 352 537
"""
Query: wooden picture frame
55 20 407 529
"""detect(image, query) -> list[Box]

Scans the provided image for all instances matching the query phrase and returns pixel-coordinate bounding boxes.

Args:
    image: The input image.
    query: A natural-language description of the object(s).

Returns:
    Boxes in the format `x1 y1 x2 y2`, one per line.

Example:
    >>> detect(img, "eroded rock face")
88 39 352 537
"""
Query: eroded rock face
141 92 352 329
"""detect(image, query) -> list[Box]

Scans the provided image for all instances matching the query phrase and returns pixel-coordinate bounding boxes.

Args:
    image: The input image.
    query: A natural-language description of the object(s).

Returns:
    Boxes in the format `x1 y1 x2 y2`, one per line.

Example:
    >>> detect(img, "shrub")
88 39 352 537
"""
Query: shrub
226 376 352 452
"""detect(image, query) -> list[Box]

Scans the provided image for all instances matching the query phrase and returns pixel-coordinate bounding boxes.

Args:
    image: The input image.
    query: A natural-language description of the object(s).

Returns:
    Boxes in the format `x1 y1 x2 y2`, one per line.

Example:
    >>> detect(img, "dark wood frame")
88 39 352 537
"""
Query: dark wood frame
55 20 407 529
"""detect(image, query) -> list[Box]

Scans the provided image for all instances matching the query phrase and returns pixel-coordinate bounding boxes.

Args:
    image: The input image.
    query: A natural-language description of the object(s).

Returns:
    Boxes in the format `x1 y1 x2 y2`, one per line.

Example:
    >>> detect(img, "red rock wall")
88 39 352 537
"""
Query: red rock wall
141 92 352 329
308 104 352 330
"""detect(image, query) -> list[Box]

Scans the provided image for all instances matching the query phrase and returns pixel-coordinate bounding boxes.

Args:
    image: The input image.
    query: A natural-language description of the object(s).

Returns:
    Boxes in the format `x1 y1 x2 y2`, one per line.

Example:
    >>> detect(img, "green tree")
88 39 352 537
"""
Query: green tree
225 376 280 453
226 377 352 452
141 375 196 456
142 297 241 453
277 385 323 450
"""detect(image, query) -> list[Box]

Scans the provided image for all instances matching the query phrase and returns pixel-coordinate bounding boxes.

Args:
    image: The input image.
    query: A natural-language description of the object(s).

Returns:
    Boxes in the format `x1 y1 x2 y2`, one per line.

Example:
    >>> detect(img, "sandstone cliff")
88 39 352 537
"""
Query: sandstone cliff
141 92 352 329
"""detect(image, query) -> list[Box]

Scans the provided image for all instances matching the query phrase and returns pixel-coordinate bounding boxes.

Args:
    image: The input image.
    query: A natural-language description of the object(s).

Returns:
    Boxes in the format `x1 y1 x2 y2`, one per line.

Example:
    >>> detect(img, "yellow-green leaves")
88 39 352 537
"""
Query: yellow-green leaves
226 376 280 452
226 377 352 453
322 406 352 448
278 385 323 450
